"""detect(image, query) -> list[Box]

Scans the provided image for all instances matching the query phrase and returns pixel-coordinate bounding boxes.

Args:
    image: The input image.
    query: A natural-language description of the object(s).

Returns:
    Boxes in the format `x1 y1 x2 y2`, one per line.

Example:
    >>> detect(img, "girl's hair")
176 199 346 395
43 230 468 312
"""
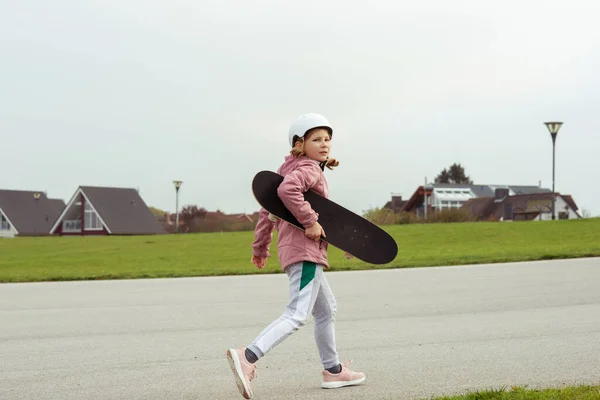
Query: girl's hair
290 128 339 171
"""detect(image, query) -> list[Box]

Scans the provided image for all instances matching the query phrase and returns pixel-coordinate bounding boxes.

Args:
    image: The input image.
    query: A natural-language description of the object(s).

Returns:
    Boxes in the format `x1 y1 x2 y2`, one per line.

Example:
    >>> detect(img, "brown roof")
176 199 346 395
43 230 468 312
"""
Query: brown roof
383 194 408 213
462 197 496 219
204 211 258 222
462 193 578 220
0 189 65 235
79 186 165 234
561 195 579 212
401 186 433 212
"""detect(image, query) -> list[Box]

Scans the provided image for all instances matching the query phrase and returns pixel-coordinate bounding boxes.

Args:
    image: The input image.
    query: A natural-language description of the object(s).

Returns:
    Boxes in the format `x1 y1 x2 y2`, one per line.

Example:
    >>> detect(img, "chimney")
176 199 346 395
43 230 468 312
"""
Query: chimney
391 195 403 209
495 188 509 201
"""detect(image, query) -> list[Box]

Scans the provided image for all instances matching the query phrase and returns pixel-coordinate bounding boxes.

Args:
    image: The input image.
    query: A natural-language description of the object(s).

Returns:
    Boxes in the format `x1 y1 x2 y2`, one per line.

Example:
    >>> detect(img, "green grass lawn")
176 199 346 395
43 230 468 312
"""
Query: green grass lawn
426 385 600 399
1 218 599 283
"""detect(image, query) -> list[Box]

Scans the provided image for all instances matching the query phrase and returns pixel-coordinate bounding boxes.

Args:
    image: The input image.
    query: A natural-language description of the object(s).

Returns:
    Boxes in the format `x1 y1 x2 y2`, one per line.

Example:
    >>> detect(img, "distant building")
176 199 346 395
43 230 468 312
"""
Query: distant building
0 189 65 237
383 193 407 213
462 189 580 221
50 186 166 236
385 182 580 220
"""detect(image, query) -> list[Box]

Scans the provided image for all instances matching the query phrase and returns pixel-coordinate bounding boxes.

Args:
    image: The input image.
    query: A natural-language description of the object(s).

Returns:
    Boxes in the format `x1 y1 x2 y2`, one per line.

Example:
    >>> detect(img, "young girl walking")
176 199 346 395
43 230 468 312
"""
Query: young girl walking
226 113 366 399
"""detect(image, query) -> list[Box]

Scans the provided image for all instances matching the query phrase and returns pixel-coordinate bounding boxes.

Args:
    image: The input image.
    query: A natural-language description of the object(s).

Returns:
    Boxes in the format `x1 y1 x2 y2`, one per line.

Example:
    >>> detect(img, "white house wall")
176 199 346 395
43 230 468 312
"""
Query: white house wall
536 196 579 220
0 226 17 238
0 209 17 238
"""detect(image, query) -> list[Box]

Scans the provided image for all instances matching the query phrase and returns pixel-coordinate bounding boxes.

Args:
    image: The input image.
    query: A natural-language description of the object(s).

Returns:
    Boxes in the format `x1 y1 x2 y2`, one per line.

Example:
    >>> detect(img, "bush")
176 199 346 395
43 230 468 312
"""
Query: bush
363 207 397 225
362 208 419 225
363 207 476 225
195 220 256 233
424 208 476 223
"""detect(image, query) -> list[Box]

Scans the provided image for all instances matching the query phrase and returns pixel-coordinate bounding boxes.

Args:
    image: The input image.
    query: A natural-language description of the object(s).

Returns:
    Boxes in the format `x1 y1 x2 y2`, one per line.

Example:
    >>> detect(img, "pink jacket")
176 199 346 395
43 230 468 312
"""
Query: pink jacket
252 155 329 271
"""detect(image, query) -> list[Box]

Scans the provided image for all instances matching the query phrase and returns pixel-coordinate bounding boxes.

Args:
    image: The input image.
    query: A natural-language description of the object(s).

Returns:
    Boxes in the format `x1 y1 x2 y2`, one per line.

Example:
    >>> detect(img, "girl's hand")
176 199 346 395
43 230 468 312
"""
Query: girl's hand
305 221 325 241
251 255 266 269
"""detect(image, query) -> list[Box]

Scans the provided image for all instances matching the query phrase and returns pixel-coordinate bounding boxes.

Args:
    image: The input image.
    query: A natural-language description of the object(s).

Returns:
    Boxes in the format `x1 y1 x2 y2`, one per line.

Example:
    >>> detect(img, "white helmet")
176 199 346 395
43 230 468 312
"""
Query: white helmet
288 113 333 147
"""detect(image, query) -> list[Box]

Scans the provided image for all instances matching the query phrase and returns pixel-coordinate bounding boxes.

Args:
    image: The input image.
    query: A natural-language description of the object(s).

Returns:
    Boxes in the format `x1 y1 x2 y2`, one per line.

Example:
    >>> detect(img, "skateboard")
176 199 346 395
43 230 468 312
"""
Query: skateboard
251 170 398 265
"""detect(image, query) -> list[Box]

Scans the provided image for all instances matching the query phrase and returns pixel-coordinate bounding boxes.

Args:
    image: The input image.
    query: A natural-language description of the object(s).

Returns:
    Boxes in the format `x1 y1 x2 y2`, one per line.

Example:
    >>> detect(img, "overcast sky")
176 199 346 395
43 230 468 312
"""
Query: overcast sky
2 0 599 217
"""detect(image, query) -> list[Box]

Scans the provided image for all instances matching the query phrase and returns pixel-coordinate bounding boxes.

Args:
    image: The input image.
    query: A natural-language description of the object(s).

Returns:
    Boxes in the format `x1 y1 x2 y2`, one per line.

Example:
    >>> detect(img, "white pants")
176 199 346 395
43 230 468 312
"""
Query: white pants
247 262 340 369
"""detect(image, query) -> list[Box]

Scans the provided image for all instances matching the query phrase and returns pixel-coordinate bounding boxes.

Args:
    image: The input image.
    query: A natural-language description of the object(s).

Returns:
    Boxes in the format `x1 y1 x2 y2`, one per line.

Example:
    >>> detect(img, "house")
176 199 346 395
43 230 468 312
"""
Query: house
462 189 581 221
395 183 552 217
0 189 65 237
204 211 259 223
50 186 166 236
159 210 260 233
383 194 407 213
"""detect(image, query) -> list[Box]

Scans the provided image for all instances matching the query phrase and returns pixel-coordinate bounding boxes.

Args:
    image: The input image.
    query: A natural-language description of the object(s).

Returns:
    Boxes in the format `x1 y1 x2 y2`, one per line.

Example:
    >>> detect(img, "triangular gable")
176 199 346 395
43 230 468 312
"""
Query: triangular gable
78 186 164 234
0 190 64 235
49 187 112 234
0 206 18 235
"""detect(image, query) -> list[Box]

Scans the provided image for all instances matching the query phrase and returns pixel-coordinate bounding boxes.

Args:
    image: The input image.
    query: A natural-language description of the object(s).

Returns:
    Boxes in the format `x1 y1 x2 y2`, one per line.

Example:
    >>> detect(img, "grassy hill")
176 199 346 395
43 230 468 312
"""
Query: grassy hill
1 218 599 283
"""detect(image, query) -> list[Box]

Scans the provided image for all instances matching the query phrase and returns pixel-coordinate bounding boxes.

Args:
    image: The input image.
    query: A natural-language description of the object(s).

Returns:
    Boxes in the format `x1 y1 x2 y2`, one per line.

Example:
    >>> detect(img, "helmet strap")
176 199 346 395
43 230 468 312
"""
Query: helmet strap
319 157 328 171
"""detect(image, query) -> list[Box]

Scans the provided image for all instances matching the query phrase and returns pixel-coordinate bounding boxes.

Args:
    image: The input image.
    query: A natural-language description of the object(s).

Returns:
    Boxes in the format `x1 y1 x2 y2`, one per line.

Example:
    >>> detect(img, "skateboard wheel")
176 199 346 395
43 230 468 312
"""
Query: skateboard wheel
268 213 277 222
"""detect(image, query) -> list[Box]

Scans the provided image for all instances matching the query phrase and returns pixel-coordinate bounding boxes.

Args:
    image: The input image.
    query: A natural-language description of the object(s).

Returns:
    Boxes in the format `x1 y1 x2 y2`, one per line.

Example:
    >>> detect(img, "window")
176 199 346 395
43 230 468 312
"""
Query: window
84 202 102 230
439 200 465 209
1 214 10 231
64 220 81 231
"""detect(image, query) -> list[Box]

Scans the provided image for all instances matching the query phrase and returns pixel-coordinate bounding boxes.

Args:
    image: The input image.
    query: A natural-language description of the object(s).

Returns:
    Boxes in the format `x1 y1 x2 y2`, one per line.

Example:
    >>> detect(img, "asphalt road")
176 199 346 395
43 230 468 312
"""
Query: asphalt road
1 258 599 400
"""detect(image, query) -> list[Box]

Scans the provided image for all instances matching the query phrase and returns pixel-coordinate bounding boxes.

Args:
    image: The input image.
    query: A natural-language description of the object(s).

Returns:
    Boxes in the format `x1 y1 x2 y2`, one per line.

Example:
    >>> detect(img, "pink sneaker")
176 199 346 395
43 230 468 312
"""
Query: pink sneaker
322 360 366 389
226 347 257 399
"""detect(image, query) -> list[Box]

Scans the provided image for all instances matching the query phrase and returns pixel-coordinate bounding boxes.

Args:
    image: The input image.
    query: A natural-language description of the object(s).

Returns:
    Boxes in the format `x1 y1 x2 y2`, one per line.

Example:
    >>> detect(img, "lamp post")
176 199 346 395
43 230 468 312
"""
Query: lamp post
33 192 40 236
544 122 563 220
173 181 183 233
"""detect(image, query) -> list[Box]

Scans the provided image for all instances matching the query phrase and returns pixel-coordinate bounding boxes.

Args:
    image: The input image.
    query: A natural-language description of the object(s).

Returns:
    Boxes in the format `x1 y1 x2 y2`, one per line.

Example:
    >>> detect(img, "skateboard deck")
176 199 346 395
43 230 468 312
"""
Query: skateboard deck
251 170 398 265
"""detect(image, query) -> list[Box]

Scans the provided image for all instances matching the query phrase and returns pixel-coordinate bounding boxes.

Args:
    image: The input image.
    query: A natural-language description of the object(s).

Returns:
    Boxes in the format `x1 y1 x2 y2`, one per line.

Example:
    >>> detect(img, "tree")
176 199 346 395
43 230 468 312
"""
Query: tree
581 208 591 219
434 163 473 184
179 205 207 232
180 205 207 222
148 206 167 217
435 169 451 184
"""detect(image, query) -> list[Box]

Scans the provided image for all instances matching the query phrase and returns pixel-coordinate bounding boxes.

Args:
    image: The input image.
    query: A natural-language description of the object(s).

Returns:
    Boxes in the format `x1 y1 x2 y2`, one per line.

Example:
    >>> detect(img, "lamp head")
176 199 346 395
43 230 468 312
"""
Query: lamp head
544 122 563 136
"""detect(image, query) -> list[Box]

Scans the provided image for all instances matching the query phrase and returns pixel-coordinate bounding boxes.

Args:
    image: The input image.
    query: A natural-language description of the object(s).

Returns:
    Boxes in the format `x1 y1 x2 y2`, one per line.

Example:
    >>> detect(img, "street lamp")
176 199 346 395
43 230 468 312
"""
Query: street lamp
173 181 183 233
33 192 41 236
544 121 563 220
